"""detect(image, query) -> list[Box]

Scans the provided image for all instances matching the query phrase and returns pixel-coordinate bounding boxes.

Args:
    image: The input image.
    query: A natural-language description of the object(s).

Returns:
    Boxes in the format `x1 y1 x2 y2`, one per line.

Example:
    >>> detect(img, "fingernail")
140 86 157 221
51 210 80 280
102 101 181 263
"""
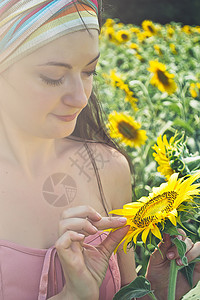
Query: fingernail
177 258 183 266
92 225 98 232
177 235 183 240
96 212 102 219
167 252 175 259
118 217 127 223
78 233 85 238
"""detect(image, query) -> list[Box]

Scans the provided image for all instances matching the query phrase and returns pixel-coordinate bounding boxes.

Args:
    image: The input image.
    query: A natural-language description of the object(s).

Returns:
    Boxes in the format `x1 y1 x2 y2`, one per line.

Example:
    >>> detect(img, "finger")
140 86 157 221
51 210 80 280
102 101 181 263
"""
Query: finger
61 206 102 222
98 226 130 258
149 233 172 264
59 217 99 236
55 231 87 280
165 229 186 260
92 216 127 230
176 228 187 239
176 241 200 266
55 231 85 251
166 235 194 261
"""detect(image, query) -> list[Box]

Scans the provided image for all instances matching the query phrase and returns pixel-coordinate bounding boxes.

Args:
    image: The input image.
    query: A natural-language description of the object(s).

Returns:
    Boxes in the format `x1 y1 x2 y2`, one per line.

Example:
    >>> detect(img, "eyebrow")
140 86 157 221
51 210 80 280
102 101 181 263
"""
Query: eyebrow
38 53 100 69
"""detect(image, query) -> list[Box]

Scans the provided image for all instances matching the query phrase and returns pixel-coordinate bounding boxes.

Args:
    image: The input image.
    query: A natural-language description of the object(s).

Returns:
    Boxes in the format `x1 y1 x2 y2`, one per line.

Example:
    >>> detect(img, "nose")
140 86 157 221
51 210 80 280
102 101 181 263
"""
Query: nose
61 75 89 109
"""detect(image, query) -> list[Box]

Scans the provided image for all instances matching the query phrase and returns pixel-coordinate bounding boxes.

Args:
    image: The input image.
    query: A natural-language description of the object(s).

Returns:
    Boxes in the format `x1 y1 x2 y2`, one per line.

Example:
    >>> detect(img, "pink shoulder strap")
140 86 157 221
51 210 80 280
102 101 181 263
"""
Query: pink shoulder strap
38 246 58 300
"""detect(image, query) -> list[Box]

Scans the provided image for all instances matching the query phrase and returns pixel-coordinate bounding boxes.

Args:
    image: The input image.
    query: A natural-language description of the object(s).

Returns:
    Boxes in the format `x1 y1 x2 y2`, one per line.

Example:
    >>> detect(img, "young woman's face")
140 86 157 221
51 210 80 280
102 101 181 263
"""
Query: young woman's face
0 29 99 139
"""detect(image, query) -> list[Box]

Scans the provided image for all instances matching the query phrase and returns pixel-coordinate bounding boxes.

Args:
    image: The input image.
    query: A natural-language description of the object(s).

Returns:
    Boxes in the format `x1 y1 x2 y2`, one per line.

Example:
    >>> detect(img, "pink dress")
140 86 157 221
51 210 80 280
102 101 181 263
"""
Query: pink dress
0 232 121 300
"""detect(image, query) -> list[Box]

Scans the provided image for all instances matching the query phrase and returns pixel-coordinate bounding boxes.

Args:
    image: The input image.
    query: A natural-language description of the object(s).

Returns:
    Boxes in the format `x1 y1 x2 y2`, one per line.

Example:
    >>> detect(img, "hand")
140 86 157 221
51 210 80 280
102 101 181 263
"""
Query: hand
145 229 200 300
55 206 128 300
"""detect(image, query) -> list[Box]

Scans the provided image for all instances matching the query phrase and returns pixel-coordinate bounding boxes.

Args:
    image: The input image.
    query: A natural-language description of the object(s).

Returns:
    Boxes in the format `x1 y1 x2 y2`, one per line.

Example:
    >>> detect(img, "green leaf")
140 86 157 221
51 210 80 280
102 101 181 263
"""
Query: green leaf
113 276 153 300
184 156 200 171
172 237 188 266
163 223 180 236
180 257 200 288
173 118 194 134
189 99 200 111
180 263 195 288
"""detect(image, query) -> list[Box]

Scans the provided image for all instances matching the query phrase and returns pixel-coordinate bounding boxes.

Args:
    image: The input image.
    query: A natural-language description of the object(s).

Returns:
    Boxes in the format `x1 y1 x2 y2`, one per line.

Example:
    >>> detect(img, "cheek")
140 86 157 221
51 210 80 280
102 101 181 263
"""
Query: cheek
84 78 94 99
21 81 59 113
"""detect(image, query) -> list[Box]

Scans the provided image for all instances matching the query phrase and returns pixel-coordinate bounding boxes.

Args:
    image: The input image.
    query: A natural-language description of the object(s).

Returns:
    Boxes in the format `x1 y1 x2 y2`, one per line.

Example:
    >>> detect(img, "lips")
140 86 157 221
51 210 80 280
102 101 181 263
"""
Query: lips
52 112 78 122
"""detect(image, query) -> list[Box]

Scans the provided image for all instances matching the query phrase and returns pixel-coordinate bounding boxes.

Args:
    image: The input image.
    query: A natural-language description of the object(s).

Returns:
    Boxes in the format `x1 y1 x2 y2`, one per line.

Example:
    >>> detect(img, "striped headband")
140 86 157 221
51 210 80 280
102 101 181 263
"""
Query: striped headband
0 0 99 72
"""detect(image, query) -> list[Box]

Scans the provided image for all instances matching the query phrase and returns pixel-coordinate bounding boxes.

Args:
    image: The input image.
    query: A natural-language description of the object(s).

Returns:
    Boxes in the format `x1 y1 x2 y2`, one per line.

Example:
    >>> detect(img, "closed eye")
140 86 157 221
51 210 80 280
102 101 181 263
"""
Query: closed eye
83 70 97 77
39 74 64 87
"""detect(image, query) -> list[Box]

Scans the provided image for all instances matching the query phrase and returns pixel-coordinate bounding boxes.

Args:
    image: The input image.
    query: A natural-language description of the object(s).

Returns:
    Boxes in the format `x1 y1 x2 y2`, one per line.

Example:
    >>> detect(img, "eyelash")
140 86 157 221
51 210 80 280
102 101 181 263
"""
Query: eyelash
84 70 98 77
40 76 64 87
39 70 97 87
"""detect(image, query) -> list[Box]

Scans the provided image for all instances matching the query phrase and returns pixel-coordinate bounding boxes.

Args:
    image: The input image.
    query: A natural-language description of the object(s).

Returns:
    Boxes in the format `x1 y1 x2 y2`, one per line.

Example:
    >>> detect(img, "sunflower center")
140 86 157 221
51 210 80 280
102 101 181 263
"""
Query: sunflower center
121 34 128 40
117 121 137 139
148 25 155 33
157 70 169 86
133 191 177 227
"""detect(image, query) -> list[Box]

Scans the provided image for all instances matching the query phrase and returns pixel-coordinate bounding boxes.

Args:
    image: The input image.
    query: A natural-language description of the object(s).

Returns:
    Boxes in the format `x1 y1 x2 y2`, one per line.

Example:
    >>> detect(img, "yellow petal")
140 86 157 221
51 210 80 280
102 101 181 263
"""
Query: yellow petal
132 228 143 244
170 208 177 216
151 224 162 240
168 212 177 226
113 235 127 254
123 233 135 253
141 227 150 244
124 202 143 208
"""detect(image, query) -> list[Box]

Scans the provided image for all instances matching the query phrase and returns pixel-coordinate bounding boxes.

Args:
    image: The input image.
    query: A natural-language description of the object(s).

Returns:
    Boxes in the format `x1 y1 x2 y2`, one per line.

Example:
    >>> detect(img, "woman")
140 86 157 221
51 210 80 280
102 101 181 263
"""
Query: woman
0 1 199 299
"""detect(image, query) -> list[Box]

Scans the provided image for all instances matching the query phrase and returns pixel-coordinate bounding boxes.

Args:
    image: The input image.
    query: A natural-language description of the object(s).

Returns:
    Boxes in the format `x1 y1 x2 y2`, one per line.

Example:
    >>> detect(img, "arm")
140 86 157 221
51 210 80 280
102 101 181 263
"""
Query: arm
108 150 137 285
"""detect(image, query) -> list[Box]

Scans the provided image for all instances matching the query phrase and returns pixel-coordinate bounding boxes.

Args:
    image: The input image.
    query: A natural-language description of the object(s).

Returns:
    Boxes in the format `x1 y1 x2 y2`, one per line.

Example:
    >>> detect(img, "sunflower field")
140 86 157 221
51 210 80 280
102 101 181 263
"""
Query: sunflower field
95 19 200 294
96 18 200 201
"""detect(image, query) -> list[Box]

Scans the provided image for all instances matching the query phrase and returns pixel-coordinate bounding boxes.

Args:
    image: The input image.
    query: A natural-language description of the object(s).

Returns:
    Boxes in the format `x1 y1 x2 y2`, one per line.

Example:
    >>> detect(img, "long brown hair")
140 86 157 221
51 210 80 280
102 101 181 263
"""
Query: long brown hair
70 0 133 173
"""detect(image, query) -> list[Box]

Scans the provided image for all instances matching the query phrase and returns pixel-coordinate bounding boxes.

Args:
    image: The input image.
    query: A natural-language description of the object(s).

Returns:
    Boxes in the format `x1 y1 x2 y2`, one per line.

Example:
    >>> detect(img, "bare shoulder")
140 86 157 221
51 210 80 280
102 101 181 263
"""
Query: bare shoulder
88 142 133 210
59 138 133 211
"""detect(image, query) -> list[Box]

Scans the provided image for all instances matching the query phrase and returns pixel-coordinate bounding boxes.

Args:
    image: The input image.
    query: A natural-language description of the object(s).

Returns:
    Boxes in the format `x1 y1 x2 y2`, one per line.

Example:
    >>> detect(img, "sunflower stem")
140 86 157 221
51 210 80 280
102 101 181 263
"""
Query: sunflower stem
148 292 158 300
168 259 178 300
129 80 155 117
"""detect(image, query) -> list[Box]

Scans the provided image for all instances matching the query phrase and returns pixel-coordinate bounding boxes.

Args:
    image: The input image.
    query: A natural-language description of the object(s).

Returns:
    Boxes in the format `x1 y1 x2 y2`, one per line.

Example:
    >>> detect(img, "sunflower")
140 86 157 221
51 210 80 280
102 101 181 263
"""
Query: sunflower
124 92 138 111
109 70 124 88
142 20 158 36
167 26 175 38
182 25 193 34
129 43 139 51
169 43 177 55
194 26 200 34
104 27 116 42
189 82 200 98
154 44 163 55
109 171 200 253
107 111 147 147
152 135 175 180
135 53 145 62
115 30 131 43
137 31 152 42
104 18 115 28
148 60 177 95
130 27 140 34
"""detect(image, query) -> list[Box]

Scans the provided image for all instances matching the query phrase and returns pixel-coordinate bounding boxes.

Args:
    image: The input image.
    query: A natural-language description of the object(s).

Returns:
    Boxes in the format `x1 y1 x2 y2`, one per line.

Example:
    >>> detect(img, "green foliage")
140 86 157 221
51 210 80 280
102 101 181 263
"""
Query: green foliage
172 237 188 266
113 276 155 300
95 18 200 283
97 19 200 201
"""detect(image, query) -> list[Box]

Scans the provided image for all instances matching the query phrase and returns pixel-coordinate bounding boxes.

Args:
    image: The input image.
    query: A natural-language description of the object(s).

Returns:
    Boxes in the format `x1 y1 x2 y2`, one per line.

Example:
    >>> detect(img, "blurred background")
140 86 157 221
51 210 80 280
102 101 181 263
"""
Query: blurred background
96 1 200 297
103 0 200 25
